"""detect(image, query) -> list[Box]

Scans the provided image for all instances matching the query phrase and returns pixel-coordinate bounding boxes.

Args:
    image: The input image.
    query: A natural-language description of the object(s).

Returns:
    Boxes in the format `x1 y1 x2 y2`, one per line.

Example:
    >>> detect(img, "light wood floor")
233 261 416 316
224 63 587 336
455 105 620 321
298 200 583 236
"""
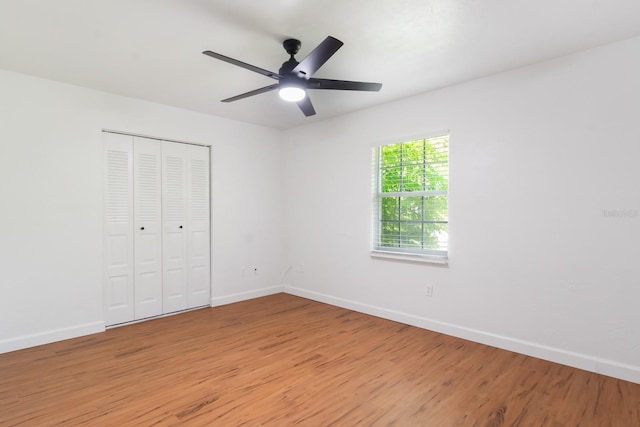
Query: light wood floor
1 294 639 426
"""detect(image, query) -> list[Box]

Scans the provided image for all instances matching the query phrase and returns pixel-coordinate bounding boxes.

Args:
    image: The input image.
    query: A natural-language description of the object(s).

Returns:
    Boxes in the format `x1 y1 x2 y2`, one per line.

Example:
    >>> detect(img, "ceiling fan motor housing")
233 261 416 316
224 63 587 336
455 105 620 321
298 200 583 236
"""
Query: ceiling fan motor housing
279 58 300 75
280 39 302 75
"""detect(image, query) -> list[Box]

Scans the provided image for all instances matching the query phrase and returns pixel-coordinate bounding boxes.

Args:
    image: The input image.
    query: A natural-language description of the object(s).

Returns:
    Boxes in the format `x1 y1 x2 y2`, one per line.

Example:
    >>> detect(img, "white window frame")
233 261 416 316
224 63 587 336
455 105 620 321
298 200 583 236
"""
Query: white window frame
371 133 449 265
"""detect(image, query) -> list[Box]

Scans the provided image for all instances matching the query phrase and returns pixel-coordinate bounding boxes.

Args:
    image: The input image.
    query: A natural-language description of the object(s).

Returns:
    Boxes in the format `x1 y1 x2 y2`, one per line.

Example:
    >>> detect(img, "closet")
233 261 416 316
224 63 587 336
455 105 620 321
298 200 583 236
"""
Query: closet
103 132 210 326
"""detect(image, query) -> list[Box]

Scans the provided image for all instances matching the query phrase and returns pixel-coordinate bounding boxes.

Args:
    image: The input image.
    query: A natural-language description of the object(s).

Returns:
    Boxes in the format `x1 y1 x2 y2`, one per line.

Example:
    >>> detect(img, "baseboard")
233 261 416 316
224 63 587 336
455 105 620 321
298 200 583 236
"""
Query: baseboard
1 286 283 354
210 285 284 307
0 321 105 354
283 285 640 385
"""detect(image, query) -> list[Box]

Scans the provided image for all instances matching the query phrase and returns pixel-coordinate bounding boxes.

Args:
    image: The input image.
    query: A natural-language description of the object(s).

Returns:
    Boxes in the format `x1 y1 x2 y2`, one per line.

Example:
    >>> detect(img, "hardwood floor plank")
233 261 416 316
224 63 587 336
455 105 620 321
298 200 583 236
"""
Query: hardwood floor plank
1 293 639 426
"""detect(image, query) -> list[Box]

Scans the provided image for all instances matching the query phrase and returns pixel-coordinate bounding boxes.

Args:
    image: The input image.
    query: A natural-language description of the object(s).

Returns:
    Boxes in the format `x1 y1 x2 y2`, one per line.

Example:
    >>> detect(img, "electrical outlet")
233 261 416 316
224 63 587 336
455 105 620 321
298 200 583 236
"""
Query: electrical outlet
425 285 433 297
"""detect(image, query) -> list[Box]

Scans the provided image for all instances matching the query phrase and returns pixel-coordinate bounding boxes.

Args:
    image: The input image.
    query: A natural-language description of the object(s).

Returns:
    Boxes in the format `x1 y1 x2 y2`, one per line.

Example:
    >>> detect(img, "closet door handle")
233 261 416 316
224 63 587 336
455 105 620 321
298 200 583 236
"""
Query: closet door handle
179 225 183 229
140 226 145 231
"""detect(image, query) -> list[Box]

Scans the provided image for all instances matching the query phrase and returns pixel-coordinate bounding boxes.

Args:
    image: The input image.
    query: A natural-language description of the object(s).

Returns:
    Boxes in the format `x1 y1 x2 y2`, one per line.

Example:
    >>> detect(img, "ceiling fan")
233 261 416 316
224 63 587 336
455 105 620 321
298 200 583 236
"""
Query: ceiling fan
202 36 382 117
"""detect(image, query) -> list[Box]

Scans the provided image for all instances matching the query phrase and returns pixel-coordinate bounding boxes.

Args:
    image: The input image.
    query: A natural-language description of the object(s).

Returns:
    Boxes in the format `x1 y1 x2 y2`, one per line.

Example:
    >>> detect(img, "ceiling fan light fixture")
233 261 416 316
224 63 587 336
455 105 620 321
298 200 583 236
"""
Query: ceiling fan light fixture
278 85 306 102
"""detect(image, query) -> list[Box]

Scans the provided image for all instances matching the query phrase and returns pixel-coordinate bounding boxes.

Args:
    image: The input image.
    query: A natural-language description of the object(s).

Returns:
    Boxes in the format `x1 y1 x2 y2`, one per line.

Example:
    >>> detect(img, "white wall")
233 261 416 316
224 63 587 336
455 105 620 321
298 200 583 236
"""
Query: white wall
282 36 640 383
0 69 285 352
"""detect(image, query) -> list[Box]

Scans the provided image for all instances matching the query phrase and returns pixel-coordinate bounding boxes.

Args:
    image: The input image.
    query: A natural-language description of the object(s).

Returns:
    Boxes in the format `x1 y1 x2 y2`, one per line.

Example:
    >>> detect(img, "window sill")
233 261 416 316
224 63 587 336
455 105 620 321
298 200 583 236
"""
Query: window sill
370 250 449 265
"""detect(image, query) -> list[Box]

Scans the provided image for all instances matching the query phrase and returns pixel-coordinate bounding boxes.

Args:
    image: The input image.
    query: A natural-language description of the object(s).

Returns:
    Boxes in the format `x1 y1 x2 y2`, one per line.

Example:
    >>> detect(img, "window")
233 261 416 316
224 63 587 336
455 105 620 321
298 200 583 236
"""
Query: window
372 134 449 261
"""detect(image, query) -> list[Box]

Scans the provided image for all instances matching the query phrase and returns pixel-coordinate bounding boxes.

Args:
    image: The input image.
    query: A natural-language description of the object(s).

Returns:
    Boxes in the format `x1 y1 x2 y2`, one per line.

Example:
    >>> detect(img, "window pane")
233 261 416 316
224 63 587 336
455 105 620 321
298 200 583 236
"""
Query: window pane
399 196 422 221
425 163 448 191
400 222 423 249
423 222 448 252
380 143 401 168
423 195 448 222
380 166 401 192
424 138 447 162
380 221 400 247
402 163 424 192
401 140 424 165
425 137 448 191
381 197 399 221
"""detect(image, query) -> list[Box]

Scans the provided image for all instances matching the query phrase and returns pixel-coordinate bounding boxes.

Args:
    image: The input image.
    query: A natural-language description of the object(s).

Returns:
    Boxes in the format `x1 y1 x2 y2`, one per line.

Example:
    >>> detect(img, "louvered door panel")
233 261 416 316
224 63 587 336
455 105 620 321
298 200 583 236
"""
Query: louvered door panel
103 133 134 326
133 137 163 320
162 141 188 313
187 145 211 308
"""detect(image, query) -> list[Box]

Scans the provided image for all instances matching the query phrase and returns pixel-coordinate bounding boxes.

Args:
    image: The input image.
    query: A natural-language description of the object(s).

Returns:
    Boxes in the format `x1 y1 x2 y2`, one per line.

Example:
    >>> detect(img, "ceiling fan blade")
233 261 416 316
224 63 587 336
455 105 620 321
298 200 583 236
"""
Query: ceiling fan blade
203 51 281 80
297 96 316 117
292 36 343 79
221 84 279 103
307 78 382 92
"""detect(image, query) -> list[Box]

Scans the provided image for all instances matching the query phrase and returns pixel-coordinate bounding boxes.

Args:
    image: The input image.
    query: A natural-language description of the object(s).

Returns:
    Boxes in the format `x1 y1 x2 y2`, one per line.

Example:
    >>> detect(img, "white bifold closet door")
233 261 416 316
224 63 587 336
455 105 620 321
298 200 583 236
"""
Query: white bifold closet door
104 133 210 327
103 133 135 325
162 142 189 313
187 145 211 307
133 137 163 320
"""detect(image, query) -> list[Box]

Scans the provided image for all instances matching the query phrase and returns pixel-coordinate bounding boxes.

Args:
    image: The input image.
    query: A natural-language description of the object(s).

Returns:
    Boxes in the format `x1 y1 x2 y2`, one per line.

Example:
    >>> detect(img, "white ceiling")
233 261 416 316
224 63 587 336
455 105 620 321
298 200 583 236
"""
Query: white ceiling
1 0 640 130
